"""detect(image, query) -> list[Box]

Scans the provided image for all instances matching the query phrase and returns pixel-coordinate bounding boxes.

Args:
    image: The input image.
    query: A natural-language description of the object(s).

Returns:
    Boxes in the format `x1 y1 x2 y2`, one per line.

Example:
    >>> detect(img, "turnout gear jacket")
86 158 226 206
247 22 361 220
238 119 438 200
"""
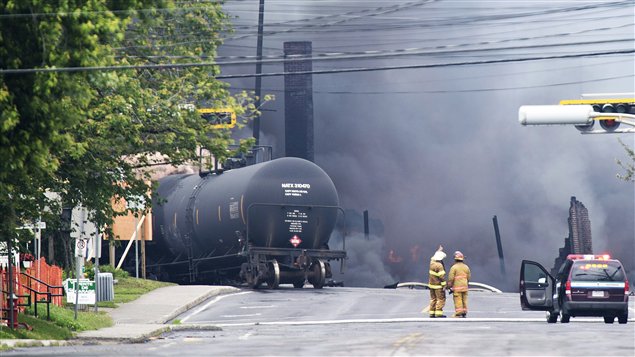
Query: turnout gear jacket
428 260 446 290
448 262 471 293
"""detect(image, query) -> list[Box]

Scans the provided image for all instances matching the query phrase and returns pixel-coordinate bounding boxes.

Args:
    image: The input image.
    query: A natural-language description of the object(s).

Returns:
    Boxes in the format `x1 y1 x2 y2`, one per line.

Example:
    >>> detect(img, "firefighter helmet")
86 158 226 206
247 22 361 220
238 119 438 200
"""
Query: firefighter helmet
431 250 446 261
454 251 464 261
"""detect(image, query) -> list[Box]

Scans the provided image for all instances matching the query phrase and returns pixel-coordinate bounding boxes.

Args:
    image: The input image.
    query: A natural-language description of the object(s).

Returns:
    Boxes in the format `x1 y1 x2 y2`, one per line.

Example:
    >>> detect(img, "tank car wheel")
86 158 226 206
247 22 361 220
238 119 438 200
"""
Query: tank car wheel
309 259 326 289
266 260 280 289
247 273 261 289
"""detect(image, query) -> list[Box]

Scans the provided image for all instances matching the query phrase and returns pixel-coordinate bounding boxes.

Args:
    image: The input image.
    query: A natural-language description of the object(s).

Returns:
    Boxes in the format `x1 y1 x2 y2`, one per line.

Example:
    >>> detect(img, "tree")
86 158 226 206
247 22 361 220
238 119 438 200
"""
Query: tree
0 1 258 264
617 139 634 182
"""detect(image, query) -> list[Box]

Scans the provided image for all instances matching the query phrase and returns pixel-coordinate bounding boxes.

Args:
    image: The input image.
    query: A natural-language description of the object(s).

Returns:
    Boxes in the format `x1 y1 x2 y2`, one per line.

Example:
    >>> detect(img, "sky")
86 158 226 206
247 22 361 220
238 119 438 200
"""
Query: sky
217 0 635 291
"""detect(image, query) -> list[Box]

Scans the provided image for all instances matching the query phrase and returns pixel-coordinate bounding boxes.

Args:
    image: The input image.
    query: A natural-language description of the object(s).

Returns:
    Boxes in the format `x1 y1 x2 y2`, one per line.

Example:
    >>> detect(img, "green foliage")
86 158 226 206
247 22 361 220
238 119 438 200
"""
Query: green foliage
617 138 634 182
98 264 130 279
83 262 130 281
0 2 264 255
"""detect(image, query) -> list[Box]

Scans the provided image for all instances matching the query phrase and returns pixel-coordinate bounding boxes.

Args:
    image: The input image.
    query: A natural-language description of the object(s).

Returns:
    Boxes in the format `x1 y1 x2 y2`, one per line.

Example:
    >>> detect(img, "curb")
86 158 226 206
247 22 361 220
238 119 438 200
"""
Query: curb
1 339 73 349
72 324 223 345
158 286 239 324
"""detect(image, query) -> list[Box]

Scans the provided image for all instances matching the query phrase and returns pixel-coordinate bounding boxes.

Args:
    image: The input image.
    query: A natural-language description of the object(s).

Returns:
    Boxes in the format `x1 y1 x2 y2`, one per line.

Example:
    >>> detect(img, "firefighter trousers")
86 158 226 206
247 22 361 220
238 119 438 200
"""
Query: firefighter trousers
452 291 468 316
428 288 446 317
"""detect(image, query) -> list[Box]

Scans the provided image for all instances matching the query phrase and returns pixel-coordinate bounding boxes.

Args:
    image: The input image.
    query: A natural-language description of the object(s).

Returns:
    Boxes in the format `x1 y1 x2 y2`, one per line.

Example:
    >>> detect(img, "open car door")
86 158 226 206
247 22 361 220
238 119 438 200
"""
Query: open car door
519 260 555 311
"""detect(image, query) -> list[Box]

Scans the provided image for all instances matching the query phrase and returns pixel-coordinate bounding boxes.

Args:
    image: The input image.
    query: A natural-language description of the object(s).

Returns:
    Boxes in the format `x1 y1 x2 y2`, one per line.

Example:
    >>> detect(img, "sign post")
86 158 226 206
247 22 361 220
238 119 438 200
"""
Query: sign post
74 207 87 320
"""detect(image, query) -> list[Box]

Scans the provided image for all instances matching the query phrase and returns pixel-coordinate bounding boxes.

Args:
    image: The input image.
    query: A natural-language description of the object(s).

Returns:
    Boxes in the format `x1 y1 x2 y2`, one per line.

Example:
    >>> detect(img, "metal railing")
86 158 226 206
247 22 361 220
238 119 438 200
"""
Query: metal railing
19 272 64 320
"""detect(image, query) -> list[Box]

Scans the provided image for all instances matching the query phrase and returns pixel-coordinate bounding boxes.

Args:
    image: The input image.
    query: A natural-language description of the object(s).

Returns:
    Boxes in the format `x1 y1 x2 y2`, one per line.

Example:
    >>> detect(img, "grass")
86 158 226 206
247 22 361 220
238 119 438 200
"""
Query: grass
106 276 174 306
2 272 174 342
0 304 112 341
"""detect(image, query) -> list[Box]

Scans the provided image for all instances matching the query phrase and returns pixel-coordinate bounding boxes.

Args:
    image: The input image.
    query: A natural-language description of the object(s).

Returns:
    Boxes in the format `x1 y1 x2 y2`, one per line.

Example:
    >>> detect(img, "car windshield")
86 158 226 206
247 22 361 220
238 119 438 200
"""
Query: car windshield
571 261 625 281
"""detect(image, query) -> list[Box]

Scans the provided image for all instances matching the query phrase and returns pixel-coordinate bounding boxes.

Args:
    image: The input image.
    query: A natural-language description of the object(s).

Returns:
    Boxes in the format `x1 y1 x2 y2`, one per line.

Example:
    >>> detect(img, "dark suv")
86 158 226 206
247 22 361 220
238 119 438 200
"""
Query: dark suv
520 255 629 324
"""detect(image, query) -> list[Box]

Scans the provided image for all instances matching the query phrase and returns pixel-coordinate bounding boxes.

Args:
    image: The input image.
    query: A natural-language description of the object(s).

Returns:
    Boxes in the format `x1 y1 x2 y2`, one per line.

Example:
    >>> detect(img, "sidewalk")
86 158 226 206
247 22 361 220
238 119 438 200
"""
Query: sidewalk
75 285 239 342
1 285 239 348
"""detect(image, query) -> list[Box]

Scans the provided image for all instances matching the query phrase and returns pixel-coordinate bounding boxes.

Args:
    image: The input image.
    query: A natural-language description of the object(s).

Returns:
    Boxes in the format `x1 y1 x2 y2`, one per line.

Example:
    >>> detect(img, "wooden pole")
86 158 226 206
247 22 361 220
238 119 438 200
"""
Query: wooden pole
109 240 115 268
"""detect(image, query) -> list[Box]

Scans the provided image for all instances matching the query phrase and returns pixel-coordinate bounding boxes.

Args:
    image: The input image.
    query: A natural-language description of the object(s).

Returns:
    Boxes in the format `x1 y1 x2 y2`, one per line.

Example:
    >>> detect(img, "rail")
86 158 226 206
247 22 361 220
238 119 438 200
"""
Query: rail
389 281 503 293
19 272 64 320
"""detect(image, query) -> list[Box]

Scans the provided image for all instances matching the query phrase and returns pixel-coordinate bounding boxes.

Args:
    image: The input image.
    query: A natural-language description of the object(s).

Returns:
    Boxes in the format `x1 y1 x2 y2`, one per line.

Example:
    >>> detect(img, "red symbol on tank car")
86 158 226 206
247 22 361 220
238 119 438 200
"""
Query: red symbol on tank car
289 235 302 247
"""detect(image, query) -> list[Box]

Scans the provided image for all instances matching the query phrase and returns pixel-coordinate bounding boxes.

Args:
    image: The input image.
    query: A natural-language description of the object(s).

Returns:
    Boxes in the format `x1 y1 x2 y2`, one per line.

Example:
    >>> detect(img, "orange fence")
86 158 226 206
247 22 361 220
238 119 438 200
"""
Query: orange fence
1 258 64 315
22 258 64 306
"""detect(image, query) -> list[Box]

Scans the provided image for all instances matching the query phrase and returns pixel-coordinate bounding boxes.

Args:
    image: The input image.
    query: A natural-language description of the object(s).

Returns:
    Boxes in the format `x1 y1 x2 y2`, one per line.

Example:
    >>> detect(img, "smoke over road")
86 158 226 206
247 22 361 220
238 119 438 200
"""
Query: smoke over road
220 1 635 291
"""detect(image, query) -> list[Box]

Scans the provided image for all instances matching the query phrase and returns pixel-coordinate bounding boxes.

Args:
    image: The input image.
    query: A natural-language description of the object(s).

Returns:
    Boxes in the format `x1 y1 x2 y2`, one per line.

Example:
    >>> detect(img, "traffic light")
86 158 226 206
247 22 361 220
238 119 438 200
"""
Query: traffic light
198 108 237 129
559 98 635 133
518 96 635 134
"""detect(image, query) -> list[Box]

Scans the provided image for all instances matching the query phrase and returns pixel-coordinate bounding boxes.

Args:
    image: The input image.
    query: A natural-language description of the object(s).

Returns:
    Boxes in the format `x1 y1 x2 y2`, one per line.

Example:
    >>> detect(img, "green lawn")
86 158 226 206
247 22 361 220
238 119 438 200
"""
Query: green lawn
110 277 174 305
1 271 174 343
0 304 111 341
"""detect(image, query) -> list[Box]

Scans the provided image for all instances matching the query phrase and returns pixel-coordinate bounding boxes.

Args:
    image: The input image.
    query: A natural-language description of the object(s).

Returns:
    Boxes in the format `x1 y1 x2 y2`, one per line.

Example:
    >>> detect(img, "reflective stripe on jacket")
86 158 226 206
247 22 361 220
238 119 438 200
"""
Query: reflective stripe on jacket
428 260 446 289
448 262 471 292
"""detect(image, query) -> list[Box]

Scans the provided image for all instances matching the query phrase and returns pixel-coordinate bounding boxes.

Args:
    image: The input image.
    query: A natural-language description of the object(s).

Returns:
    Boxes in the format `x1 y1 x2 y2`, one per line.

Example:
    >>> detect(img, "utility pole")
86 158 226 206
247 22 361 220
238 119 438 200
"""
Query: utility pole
253 0 265 145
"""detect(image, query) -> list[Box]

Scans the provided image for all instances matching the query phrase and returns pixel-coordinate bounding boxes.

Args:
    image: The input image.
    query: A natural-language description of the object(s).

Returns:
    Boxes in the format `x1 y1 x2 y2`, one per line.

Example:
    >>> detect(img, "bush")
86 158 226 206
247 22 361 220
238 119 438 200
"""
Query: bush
73 262 129 280
98 264 129 279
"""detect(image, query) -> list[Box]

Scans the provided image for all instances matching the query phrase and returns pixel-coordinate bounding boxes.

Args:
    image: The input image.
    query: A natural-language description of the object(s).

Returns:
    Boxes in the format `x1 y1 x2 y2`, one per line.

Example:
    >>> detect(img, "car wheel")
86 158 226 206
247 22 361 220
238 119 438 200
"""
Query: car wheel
547 312 558 323
603 316 615 324
560 310 570 323
618 313 628 324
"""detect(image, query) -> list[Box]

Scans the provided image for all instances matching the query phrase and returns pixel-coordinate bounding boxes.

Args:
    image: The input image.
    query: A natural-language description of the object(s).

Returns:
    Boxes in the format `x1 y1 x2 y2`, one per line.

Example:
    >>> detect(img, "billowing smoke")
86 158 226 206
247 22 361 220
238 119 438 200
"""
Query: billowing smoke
220 1 635 291
329 233 397 288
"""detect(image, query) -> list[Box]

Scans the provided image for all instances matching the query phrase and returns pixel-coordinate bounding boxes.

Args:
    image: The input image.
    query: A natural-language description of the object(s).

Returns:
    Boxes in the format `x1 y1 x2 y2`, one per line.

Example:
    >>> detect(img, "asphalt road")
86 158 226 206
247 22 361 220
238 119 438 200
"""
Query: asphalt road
6 287 635 356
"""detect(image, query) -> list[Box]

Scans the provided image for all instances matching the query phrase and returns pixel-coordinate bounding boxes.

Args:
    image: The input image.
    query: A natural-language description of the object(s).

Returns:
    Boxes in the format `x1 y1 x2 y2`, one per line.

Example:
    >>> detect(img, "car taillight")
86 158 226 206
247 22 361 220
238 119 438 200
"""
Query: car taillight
625 279 629 295
565 280 571 295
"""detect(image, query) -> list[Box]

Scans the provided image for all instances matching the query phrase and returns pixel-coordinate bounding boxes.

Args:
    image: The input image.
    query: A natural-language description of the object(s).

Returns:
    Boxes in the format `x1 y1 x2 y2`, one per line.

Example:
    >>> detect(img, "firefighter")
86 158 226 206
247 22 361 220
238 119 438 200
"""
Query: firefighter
428 245 447 318
448 251 471 318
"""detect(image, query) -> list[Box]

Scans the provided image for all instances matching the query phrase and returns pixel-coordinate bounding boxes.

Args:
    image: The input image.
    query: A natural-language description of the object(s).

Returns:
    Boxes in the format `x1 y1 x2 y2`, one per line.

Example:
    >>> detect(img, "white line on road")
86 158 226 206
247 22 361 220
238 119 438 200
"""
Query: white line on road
194 317 635 327
180 291 252 323
240 305 276 309
221 313 262 318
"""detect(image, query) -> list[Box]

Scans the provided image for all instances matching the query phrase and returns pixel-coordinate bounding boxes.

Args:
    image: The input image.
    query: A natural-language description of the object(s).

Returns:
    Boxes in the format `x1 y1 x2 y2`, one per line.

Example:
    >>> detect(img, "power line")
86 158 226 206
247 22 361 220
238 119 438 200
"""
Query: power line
214 50 634 79
111 37 632 68
2 49 630 76
314 74 635 95
223 0 632 40
227 58 635 92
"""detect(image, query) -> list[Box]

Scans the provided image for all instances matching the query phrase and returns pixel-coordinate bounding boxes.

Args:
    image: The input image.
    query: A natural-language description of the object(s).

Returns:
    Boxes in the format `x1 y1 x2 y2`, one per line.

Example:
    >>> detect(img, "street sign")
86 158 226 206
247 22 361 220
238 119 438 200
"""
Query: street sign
64 279 96 305
75 238 87 258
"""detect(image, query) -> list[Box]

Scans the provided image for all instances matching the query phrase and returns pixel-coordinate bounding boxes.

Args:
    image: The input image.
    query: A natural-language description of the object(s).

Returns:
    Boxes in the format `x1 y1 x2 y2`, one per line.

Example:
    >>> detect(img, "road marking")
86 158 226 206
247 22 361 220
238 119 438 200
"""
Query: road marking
221 313 262 318
180 291 252 323
240 305 276 309
205 316 635 327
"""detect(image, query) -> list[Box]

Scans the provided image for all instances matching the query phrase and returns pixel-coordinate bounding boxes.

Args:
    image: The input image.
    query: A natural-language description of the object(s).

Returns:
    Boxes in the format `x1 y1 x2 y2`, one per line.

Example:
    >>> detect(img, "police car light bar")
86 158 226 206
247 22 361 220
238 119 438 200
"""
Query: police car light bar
567 254 611 260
